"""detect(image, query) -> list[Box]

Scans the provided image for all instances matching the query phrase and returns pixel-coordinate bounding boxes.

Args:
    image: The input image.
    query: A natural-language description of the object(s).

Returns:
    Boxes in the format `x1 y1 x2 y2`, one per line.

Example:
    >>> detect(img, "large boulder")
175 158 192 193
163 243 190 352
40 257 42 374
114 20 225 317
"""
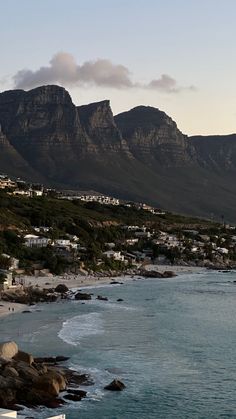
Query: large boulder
34 373 61 396
13 350 34 365
46 369 67 391
0 341 18 359
14 361 39 382
104 379 126 391
74 292 91 300
55 284 69 293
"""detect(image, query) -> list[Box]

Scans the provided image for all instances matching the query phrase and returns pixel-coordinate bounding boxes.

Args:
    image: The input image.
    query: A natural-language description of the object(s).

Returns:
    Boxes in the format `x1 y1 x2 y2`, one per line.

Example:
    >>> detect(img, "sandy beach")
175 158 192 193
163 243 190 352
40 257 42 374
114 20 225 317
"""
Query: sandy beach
15 264 207 291
0 302 28 318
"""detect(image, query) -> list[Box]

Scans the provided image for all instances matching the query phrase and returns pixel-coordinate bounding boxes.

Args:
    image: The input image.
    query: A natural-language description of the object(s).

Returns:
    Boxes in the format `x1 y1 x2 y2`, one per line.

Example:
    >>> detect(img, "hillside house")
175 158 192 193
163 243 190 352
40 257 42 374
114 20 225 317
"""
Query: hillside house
24 234 51 248
103 250 125 261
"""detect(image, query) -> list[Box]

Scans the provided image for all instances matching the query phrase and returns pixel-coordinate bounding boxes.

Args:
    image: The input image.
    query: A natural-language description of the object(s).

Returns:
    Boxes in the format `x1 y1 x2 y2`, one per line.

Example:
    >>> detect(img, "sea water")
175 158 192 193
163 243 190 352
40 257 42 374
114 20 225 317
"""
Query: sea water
1 271 236 418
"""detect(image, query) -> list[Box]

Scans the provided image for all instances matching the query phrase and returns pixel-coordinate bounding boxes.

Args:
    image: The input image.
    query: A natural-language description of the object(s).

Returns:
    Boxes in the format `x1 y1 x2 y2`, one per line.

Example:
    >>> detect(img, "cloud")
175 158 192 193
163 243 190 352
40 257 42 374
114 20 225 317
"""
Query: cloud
13 52 195 93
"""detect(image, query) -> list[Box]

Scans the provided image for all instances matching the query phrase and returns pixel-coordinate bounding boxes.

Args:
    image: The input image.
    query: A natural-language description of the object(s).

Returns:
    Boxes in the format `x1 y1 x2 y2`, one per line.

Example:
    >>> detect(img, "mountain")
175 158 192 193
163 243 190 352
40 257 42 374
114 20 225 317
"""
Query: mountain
0 84 236 222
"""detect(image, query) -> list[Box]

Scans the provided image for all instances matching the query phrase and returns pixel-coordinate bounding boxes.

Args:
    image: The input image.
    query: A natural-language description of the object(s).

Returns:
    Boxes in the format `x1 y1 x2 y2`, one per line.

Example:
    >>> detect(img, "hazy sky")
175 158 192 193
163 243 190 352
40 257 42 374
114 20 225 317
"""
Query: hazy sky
1 0 236 135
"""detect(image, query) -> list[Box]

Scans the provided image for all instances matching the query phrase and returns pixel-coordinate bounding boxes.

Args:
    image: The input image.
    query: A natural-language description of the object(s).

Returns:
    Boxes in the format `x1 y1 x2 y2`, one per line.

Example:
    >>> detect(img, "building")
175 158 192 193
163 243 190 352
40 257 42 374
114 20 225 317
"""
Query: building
103 250 125 262
0 176 17 190
24 234 51 248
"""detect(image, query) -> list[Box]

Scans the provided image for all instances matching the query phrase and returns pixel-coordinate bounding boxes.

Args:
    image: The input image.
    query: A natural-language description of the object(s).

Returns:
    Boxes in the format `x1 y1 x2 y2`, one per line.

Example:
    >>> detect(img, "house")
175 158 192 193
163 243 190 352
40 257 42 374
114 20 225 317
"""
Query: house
0 175 16 189
24 234 51 248
103 250 125 262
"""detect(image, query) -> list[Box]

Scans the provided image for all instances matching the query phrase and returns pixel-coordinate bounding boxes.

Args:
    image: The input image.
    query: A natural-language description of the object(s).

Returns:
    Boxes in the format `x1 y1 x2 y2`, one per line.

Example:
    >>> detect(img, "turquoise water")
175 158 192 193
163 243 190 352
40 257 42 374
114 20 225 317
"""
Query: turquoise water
1 271 236 418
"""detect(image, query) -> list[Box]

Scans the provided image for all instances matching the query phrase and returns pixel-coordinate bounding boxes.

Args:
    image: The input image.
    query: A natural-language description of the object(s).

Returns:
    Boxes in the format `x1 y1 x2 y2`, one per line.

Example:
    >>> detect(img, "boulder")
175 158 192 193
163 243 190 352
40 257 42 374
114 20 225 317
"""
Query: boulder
96 295 108 301
104 379 126 391
34 374 60 397
55 284 69 293
2 366 19 378
74 292 91 300
14 362 39 382
0 341 18 359
13 350 34 365
46 370 67 391
67 388 87 398
117 298 123 302
64 393 82 401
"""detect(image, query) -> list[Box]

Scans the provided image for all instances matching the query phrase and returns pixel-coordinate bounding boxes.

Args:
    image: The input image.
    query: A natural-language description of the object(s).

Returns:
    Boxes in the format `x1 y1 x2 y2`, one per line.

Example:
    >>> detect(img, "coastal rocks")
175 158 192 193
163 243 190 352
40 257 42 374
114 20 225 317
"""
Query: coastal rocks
0 341 18 359
74 292 91 300
13 350 34 365
55 284 69 293
139 269 176 278
0 342 91 410
104 379 126 391
96 295 108 301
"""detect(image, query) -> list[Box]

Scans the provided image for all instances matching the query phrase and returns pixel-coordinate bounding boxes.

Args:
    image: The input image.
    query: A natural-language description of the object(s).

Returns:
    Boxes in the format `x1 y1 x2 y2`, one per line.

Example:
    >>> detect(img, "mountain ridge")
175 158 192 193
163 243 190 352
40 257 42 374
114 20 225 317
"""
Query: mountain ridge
0 85 236 221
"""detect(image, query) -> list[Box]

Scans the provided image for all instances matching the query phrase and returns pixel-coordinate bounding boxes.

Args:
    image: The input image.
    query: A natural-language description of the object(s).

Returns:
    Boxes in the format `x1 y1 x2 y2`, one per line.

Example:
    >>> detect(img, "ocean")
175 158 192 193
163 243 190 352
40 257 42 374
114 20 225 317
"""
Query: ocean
1 270 236 419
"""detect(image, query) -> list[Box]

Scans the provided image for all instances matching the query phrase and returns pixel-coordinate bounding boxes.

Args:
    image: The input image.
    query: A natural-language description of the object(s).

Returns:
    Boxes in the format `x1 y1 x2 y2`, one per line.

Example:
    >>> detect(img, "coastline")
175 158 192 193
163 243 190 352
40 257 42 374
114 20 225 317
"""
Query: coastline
0 265 207 320
0 301 28 318
16 264 207 290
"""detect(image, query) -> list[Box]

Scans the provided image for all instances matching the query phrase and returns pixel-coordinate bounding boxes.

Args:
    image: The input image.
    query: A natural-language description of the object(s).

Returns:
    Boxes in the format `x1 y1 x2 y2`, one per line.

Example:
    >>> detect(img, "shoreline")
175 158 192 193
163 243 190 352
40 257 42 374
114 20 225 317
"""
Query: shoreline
0 301 28 318
16 264 207 290
0 265 207 320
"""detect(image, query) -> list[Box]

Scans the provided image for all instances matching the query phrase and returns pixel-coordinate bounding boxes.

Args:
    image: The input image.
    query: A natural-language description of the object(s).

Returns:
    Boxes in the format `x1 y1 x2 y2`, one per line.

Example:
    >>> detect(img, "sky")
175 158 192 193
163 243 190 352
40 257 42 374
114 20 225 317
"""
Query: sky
1 0 236 135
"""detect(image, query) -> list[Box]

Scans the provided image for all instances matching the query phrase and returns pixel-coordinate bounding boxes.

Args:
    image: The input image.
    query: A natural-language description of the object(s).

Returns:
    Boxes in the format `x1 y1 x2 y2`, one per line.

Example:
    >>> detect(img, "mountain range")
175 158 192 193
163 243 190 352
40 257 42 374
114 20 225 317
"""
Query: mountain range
0 84 236 221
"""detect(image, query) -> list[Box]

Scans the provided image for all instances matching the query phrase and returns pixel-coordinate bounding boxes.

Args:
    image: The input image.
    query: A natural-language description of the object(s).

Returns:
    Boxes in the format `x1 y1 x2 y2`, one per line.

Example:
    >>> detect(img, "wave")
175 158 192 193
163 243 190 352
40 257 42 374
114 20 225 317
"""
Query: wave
58 312 104 346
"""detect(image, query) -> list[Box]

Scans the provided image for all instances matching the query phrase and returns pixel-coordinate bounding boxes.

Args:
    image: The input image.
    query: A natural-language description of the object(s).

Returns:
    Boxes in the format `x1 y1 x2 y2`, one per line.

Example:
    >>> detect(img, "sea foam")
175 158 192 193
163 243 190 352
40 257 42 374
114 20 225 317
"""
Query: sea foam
58 312 104 346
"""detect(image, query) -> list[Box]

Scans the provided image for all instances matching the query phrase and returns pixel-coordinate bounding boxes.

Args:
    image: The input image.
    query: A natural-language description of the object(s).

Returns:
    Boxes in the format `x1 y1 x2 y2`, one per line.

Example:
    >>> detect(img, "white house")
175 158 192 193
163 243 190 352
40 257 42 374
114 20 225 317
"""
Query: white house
24 234 50 248
103 250 125 262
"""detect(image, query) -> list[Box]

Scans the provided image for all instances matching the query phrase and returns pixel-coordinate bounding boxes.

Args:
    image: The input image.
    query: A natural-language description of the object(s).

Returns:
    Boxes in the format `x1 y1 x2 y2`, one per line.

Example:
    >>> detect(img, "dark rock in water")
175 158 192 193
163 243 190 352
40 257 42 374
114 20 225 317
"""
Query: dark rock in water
96 295 108 301
63 393 82 401
22 310 32 314
55 284 69 293
74 292 91 300
162 270 176 278
55 356 70 362
117 298 123 302
110 281 121 285
104 379 126 391
67 389 87 398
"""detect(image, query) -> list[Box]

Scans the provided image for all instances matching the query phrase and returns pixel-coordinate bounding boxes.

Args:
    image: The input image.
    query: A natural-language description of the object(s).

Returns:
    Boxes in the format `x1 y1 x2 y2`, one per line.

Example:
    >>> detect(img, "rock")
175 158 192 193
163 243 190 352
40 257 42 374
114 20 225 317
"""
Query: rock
55 284 69 293
0 341 18 359
104 379 126 391
34 374 61 397
22 310 32 313
55 356 70 362
162 270 176 278
117 298 123 302
67 389 87 398
2 366 19 378
74 292 92 300
13 350 34 365
96 295 108 301
14 362 39 382
63 394 82 401
46 370 67 391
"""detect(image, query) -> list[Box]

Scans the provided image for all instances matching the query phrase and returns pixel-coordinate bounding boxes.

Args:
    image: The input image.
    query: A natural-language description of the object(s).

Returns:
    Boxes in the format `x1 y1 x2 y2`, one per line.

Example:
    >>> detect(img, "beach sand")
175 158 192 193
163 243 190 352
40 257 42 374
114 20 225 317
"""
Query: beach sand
0 302 28 318
15 265 206 291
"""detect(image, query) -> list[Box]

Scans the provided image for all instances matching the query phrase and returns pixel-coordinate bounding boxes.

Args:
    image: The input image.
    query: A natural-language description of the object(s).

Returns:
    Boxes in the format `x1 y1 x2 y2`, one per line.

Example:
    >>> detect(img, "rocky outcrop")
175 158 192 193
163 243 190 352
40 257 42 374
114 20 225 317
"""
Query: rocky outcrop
0 341 91 410
104 379 126 391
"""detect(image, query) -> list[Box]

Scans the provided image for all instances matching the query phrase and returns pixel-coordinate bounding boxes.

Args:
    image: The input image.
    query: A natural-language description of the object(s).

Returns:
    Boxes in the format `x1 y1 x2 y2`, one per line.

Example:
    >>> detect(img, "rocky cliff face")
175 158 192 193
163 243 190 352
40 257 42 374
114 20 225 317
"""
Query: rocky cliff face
0 86 89 182
0 85 236 221
191 134 236 171
115 106 197 167
78 100 131 156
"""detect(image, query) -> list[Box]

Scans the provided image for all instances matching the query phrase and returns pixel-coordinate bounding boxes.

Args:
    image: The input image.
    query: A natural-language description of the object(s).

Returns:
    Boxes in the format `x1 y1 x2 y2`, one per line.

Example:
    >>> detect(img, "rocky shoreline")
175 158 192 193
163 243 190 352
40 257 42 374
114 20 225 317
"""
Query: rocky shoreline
0 341 91 411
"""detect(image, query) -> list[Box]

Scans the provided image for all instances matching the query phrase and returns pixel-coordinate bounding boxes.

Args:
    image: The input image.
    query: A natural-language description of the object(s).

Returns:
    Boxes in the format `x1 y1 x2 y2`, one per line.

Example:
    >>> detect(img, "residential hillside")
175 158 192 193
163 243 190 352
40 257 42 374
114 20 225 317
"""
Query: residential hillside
1 85 236 221
0 190 235 280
